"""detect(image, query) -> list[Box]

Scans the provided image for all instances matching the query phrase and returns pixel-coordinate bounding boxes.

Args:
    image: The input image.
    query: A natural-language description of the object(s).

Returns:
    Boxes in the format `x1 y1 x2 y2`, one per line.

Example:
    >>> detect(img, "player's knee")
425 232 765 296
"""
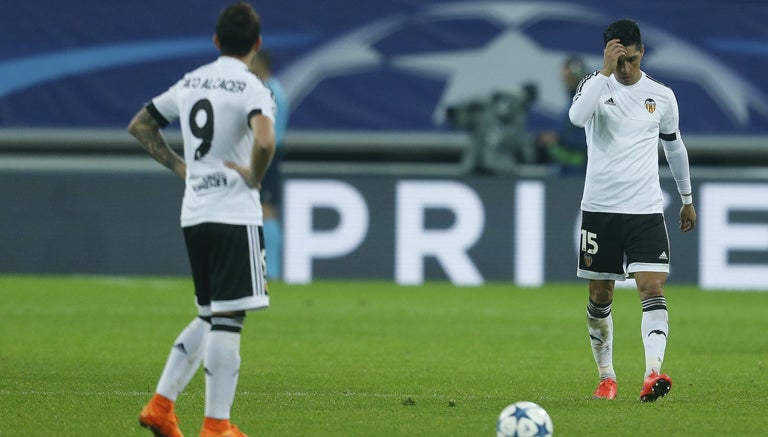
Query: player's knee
211 311 246 333
589 280 614 303
638 286 664 300
635 275 665 298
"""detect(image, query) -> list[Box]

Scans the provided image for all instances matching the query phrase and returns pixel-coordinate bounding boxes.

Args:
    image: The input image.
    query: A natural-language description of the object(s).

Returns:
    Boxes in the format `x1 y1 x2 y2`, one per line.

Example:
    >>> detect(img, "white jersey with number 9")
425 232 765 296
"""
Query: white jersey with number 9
147 56 276 227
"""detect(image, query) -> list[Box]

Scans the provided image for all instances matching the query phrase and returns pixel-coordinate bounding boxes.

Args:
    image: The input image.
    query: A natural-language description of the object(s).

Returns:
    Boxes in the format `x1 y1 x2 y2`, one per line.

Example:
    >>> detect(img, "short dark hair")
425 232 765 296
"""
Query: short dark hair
216 1 261 56
603 19 642 49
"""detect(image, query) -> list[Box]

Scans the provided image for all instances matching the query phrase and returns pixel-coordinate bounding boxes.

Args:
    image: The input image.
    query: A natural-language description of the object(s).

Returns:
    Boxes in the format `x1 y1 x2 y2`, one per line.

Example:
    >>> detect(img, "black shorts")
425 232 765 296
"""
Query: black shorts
260 148 282 205
183 223 269 314
577 211 670 281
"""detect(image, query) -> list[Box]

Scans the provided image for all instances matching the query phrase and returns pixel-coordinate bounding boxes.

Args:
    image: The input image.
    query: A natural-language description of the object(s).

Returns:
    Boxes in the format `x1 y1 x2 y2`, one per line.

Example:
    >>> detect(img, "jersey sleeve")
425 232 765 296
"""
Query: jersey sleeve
569 72 608 127
146 79 183 128
659 89 690 197
245 84 276 126
659 89 680 135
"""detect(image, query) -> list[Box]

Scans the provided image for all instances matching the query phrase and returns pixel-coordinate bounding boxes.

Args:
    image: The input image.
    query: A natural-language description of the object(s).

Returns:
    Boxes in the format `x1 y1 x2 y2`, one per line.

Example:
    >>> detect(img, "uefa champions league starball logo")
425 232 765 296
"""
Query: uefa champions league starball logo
280 1 768 129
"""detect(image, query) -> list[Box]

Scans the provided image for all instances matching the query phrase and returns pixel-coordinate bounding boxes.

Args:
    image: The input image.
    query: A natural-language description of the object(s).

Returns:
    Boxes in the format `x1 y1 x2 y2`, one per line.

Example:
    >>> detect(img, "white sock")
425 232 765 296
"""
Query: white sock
641 296 669 377
204 330 241 419
587 300 615 380
156 317 210 401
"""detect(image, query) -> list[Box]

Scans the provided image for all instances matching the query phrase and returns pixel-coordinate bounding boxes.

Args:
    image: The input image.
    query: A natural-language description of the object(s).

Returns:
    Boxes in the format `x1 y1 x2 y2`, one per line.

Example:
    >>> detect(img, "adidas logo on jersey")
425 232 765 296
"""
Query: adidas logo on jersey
604 97 616 106
659 251 668 260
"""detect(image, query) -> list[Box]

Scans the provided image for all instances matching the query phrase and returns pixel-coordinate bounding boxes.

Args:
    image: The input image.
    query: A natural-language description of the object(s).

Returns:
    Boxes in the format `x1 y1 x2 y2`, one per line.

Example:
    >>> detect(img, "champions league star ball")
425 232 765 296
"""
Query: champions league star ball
496 401 553 437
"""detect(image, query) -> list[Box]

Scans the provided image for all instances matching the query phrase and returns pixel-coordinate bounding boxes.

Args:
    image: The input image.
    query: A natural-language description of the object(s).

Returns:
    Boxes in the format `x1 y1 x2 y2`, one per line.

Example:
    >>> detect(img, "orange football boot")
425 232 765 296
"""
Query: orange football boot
139 394 184 437
639 371 672 402
199 418 248 437
592 378 617 399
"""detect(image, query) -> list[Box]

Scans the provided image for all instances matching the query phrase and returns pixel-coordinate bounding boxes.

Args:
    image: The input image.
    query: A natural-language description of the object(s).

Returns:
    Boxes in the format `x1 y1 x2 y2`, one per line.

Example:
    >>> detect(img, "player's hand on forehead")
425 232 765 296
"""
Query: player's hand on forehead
604 38 627 55
602 38 626 74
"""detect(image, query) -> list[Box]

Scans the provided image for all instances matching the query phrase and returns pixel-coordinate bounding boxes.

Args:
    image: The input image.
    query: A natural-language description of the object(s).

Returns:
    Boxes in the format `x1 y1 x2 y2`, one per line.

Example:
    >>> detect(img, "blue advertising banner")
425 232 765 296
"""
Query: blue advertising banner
1 1 767 135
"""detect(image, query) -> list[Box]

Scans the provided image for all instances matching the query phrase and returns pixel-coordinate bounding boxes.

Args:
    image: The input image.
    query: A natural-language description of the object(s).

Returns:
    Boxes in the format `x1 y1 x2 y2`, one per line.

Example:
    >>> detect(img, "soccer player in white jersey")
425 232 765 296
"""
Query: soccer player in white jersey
128 2 275 436
568 19 697 402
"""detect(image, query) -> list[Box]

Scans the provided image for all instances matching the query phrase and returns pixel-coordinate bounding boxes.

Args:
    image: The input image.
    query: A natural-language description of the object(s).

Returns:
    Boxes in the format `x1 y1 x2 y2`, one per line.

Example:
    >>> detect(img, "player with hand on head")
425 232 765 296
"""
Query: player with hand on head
128 2 275 436
568 18 696 402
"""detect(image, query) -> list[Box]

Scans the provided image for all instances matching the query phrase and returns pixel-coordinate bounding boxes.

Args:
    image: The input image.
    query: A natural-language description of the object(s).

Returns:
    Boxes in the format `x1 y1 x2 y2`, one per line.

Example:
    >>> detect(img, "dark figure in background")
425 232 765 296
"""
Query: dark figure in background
250 50 289 280
536 56 588 175
446 84 538 175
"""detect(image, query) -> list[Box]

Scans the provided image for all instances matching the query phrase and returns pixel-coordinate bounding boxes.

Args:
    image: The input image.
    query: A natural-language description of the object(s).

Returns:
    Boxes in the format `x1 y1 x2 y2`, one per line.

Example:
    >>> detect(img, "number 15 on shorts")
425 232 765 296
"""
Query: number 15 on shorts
581 230 598 254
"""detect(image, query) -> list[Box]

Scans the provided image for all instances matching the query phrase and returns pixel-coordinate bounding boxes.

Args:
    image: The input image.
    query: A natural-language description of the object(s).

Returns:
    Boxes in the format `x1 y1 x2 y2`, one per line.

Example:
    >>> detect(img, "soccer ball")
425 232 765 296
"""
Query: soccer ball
496 401 553 437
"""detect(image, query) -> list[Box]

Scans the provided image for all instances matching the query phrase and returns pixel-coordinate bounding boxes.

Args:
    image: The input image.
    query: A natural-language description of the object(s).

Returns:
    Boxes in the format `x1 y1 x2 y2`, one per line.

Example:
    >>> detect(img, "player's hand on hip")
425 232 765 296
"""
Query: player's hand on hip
679 204 696 232
601 39 626 76
174 162 187 180
224 161 261 190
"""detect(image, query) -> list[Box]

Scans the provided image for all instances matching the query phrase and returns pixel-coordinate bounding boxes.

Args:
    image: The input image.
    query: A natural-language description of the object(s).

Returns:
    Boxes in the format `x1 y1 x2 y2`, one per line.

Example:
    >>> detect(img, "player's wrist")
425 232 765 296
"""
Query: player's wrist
681 193 693 205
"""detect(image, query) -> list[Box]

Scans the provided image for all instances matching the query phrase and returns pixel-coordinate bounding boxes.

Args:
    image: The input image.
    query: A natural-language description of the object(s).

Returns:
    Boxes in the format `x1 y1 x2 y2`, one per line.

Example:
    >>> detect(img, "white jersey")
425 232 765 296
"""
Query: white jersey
570 71 679 214
148 56 276 227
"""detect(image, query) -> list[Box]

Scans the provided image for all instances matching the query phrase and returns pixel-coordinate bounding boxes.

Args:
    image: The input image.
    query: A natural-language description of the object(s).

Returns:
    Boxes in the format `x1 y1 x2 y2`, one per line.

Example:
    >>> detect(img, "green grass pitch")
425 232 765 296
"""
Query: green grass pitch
1 276 766 436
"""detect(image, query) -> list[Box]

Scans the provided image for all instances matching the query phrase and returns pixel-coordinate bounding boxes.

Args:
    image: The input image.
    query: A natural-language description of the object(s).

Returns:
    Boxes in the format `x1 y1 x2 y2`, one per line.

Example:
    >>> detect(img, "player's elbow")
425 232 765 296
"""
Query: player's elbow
568 107 588 128
255 132 276 154
255 140 275 158
250 115 276 154
128 109 157 138
127 115 141 137
661 137 686 156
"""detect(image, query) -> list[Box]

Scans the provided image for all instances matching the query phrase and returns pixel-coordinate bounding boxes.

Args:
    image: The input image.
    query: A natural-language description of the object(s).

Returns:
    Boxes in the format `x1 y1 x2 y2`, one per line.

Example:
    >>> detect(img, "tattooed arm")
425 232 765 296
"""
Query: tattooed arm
128 108 186 180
